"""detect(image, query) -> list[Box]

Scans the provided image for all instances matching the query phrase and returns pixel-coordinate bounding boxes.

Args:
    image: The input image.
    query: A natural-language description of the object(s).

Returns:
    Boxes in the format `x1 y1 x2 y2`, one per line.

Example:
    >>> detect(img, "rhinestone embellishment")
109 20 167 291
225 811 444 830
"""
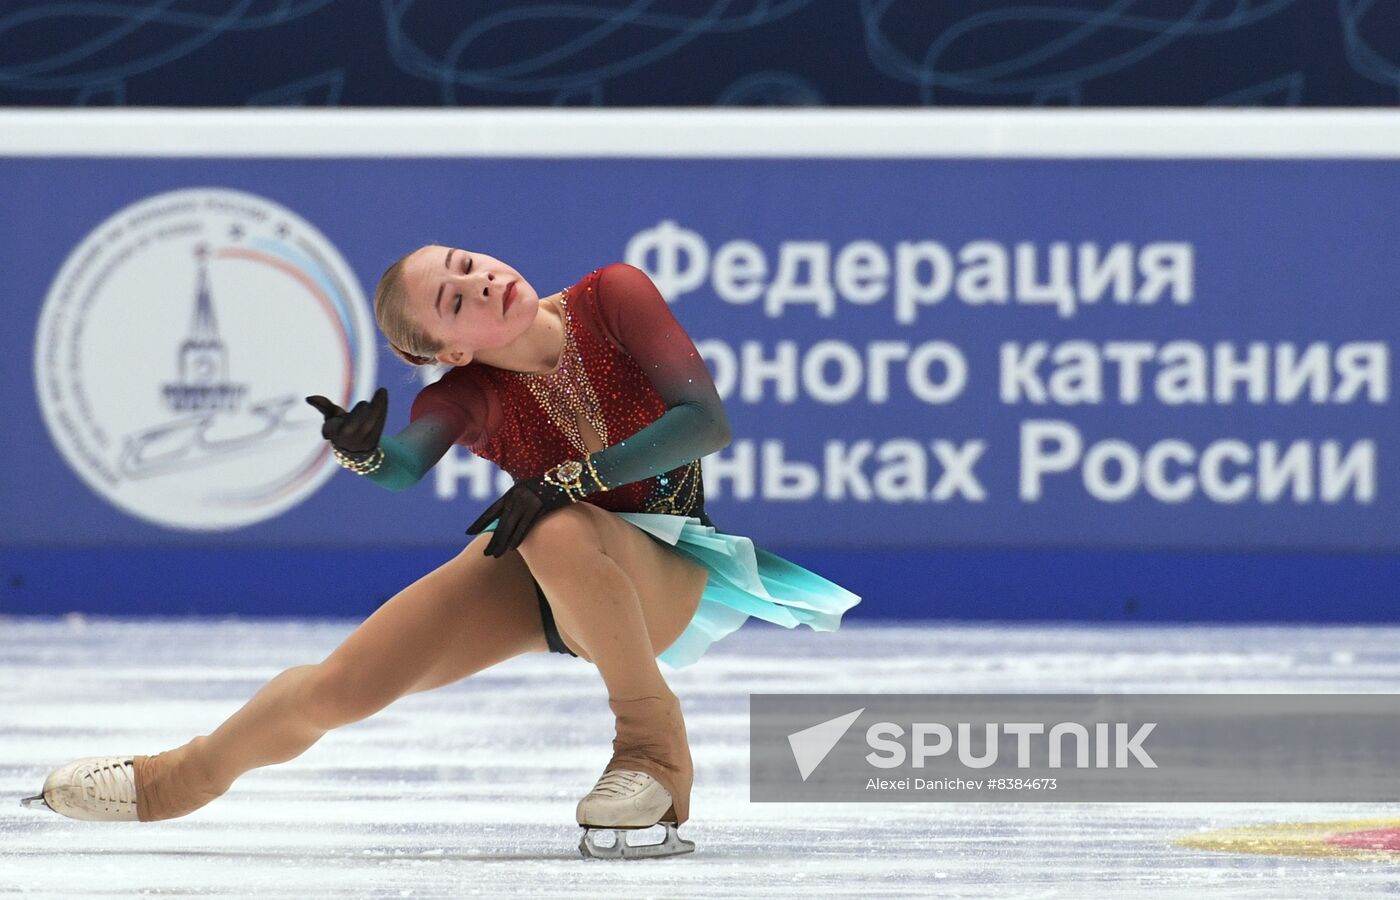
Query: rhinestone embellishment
515 290 610 457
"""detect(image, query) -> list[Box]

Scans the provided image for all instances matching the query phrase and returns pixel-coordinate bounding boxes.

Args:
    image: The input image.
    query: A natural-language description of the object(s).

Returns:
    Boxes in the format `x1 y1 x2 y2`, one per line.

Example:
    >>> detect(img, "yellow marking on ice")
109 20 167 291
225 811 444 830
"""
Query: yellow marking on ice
1176 818 1400 862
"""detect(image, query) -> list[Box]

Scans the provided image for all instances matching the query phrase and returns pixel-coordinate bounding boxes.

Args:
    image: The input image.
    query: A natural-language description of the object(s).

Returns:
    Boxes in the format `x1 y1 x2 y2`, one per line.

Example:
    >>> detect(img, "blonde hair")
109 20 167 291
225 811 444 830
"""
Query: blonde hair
373 251 442 367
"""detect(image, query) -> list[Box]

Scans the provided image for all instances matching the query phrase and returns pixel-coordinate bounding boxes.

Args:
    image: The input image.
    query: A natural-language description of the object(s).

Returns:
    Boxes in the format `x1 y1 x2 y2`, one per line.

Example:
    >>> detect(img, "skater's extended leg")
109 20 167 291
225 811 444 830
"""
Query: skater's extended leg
130 534 548 821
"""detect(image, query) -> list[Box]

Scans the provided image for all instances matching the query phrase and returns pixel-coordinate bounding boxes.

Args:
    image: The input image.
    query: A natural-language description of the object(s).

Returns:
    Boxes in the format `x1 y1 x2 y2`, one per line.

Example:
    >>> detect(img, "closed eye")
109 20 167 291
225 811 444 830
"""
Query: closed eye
454 253 471 313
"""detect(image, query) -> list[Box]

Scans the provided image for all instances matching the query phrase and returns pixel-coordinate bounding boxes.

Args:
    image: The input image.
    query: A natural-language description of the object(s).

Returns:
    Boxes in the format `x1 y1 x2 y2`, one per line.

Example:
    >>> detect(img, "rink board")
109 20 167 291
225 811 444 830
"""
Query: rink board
0 111 1396 619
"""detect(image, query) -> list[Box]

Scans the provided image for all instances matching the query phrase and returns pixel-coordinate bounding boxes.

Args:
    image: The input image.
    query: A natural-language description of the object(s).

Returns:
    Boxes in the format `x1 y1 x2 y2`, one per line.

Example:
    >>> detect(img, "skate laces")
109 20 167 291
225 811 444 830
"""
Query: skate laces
591 769 654 799
83 760 135 805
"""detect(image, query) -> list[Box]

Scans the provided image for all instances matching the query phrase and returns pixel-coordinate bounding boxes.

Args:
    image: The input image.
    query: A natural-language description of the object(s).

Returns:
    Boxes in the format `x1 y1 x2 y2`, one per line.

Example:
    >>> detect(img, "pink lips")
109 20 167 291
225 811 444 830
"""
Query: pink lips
503 281 516 315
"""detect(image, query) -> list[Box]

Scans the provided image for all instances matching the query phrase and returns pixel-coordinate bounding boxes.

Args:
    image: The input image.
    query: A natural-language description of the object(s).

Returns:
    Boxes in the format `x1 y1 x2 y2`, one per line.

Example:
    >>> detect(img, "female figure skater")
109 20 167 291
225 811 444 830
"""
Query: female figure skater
25 250 861 859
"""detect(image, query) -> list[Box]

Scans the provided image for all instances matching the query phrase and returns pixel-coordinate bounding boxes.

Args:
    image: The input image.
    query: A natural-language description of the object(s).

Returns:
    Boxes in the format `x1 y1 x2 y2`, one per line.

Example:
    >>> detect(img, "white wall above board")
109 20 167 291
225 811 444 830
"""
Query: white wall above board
3 109 1400 158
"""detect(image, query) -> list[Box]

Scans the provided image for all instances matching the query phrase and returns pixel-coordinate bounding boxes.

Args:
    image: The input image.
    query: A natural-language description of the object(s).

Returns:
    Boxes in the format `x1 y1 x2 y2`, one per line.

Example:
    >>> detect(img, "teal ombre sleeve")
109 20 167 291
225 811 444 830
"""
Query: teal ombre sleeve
362 413 464 490
583 264 732 490
365 373 490 491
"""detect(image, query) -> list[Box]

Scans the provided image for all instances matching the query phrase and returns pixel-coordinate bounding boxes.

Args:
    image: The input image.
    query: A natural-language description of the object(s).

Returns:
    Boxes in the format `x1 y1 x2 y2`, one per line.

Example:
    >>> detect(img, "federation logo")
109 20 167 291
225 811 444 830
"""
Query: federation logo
34 187 376 530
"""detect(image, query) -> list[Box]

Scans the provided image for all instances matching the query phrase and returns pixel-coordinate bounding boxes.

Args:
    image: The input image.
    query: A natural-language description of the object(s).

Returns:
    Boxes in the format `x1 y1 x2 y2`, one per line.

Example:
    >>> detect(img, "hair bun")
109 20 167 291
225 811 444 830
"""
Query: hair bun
389 342 433 367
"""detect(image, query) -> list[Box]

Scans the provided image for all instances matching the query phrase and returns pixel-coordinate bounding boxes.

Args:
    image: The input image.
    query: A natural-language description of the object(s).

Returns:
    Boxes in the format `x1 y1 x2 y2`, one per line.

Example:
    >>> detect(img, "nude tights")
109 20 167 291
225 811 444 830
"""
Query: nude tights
133 544 688 823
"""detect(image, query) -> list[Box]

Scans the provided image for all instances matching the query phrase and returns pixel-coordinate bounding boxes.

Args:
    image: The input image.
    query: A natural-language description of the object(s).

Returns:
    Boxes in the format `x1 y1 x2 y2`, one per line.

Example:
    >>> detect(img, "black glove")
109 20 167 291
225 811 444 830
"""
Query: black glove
466 476 575 558
305 387 389 459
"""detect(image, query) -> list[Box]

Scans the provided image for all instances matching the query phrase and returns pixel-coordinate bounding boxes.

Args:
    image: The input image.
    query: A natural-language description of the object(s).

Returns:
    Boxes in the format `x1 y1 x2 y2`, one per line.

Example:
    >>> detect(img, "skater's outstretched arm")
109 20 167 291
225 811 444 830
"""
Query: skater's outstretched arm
307 379 489 491
366 412 471 490
578 263 732 490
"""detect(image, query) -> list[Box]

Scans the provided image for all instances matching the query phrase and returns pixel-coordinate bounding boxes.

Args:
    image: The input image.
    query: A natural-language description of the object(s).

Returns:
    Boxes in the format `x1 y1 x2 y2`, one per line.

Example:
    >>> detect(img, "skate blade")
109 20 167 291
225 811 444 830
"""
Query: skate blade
20 794 51 812
579 822 695 860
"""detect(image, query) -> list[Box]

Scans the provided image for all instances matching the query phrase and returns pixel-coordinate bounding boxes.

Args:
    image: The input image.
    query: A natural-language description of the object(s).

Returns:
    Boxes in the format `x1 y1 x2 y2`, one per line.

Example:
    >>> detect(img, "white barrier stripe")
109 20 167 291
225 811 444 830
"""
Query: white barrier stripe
2 109 1400 158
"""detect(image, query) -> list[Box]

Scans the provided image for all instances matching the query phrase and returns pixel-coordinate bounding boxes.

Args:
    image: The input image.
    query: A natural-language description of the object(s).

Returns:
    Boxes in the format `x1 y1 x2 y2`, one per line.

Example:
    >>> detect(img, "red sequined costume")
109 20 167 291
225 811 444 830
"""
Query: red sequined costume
365 261 860 675
391 263 726 525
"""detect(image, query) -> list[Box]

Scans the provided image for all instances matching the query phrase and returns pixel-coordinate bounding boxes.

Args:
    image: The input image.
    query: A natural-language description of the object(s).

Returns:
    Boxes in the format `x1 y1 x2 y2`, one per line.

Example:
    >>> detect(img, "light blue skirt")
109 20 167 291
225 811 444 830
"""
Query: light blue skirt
482 512 862 668
607 512 862 669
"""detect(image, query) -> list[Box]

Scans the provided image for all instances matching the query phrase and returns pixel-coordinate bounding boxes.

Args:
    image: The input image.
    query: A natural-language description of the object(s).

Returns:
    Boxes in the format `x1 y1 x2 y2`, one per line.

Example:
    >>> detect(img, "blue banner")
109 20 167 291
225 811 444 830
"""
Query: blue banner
3 157 1396 562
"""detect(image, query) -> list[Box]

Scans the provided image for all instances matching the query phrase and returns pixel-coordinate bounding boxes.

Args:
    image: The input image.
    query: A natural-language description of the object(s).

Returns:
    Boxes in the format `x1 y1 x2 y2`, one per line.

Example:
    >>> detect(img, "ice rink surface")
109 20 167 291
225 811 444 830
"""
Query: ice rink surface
3 616 1400 899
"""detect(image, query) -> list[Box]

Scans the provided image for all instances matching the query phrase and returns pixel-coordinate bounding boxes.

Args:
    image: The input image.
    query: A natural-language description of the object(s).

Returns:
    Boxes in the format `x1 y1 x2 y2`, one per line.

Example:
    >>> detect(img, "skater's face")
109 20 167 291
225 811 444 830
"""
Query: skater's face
401 244 541 367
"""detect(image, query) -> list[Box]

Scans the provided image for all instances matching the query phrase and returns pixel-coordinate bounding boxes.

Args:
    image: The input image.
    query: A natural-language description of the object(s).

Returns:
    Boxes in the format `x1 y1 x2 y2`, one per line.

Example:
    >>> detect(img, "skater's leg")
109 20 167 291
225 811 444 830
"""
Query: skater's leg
515 502 705 701
134 535 547 821
515 503 707 825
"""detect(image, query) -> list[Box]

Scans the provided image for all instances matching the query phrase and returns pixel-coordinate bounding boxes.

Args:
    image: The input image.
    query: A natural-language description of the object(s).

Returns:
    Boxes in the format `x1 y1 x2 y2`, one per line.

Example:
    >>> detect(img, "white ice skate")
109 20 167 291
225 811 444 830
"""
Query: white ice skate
576 768 695 860
21 756 138 821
